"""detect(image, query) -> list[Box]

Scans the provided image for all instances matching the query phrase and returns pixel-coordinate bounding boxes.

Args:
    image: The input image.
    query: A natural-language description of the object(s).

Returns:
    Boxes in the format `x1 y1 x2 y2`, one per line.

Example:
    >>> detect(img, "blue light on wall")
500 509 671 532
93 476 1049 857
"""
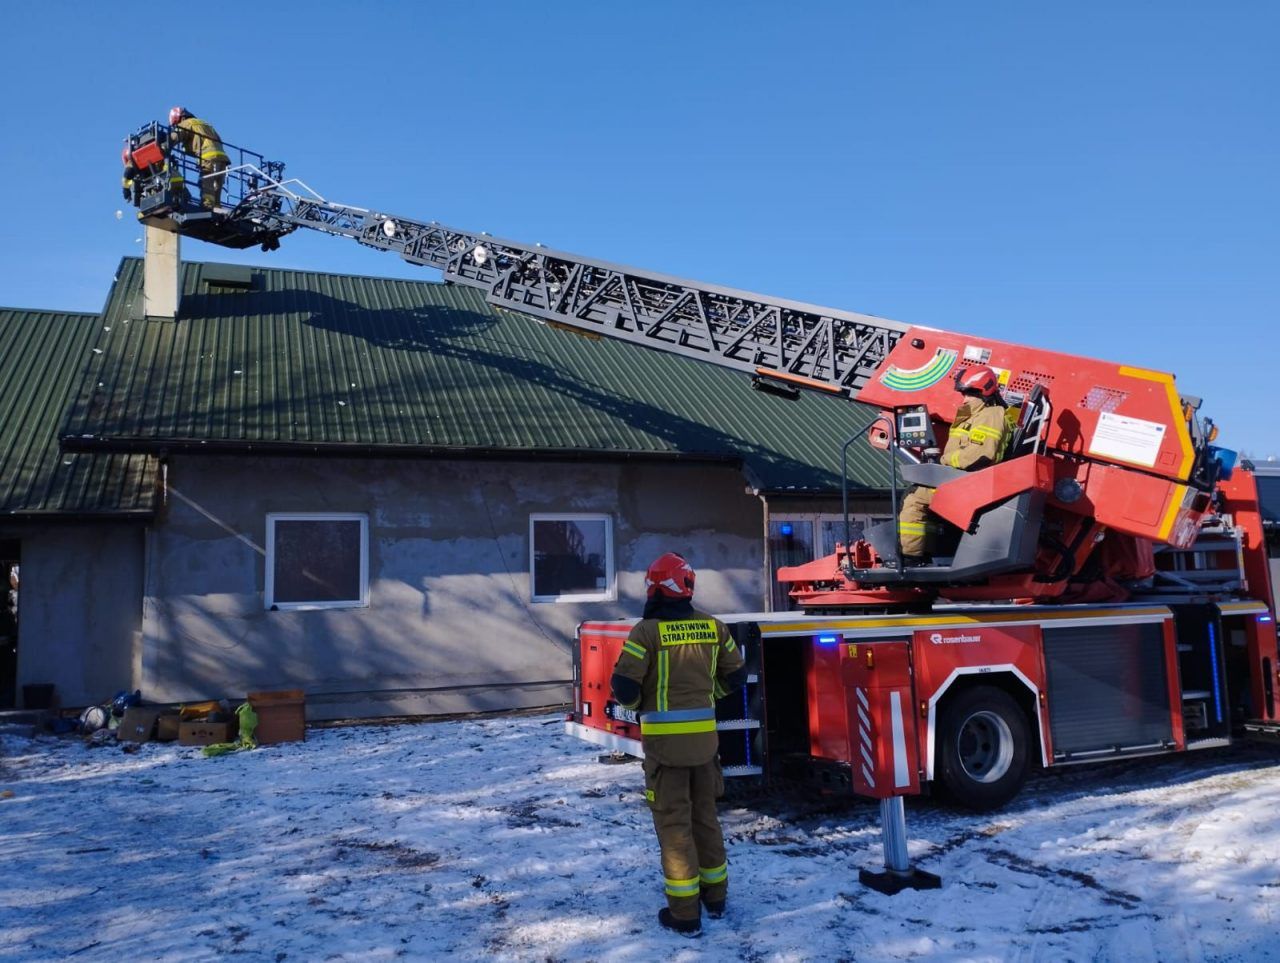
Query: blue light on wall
780 523 793 537
817 634 839 645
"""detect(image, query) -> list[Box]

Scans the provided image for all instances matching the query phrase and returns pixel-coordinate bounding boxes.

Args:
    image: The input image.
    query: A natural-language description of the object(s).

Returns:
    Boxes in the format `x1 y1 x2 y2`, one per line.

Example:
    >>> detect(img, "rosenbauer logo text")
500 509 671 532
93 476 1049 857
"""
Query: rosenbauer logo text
929 632 982 645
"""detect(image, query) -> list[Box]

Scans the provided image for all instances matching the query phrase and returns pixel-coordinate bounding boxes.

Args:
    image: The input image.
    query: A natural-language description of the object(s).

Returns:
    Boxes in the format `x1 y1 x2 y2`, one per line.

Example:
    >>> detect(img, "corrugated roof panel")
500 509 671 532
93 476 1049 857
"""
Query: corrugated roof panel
64 259 892 493
0 307 156 516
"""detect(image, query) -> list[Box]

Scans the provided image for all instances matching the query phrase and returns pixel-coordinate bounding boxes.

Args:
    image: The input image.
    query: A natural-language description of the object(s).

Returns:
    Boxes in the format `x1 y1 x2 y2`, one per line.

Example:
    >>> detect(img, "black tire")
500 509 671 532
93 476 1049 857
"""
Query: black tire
937 685 1030 812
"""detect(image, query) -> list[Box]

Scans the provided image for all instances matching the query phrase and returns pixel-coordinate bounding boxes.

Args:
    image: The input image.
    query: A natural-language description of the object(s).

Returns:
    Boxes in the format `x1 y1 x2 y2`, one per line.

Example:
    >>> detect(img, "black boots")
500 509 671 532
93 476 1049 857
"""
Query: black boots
657 908 701 937
658 894 727 935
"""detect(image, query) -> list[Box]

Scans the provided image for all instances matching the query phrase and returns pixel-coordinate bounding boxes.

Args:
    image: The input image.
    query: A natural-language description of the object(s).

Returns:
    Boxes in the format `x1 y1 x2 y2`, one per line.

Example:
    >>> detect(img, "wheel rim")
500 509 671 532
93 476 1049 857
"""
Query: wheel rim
955 709 1014 784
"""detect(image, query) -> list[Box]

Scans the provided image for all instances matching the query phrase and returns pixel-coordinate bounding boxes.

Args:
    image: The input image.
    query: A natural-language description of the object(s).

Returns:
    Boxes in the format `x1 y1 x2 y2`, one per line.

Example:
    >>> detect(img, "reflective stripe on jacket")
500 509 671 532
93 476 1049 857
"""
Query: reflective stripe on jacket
612 610 744 766
640 706 717 737
942 397 1011 470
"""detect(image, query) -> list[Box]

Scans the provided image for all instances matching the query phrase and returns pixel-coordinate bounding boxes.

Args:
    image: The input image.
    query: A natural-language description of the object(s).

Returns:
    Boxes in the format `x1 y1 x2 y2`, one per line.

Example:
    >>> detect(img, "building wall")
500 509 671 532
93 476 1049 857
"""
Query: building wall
145 455 768 719
9 523 144 707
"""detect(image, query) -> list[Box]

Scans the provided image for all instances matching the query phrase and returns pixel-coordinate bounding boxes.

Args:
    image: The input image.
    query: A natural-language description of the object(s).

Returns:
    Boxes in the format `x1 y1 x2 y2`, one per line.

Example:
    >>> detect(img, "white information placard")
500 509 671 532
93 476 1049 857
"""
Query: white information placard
1088 411 1167 467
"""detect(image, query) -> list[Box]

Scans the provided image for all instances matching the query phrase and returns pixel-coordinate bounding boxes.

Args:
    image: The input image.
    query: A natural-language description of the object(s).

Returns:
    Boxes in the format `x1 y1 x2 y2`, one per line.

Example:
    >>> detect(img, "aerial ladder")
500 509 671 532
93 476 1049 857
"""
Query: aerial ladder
121 120 1265 614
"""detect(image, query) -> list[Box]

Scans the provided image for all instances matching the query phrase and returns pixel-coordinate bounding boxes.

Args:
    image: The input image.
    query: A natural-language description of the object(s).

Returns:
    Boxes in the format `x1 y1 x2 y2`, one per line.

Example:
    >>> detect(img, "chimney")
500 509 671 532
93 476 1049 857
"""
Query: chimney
143 224 182 319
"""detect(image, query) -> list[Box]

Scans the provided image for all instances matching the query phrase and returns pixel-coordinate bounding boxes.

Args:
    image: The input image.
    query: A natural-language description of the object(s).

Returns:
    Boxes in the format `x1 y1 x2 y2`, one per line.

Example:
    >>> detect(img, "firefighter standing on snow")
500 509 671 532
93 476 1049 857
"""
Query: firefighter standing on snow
898 363 1014 562
610 553 747 937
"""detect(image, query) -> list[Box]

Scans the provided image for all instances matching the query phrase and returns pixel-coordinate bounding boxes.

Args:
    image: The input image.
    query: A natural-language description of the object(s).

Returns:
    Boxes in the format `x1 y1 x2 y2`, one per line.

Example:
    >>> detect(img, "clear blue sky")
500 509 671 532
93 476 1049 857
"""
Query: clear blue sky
3 2 1277 454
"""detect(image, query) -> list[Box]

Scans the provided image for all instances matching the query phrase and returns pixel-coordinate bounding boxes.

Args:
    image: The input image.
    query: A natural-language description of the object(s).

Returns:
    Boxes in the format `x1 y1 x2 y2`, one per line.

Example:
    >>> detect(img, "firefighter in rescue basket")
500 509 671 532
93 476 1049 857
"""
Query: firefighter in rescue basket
610 553 748 936
167 106 230 209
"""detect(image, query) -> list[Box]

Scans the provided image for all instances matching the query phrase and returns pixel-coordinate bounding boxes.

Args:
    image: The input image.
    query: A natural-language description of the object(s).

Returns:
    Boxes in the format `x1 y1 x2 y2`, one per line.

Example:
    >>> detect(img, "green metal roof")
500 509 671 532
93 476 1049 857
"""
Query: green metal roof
62 258 892 494
0 308 156 517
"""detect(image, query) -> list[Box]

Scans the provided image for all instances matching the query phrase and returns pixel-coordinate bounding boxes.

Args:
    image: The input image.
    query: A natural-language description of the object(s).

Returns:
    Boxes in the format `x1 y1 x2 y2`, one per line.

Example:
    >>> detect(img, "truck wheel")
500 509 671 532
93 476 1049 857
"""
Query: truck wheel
937 685 1030 812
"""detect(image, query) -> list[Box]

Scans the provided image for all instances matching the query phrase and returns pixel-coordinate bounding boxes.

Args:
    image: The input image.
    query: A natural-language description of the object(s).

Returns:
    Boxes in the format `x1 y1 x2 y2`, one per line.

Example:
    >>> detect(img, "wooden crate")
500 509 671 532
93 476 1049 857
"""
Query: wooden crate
247 689 306 745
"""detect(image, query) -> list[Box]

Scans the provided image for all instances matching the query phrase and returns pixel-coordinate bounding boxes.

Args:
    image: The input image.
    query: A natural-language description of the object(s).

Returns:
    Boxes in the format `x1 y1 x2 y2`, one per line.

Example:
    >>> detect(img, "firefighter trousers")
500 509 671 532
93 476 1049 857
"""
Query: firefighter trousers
642 755 728 920
898 485 939 557
201 157 229 209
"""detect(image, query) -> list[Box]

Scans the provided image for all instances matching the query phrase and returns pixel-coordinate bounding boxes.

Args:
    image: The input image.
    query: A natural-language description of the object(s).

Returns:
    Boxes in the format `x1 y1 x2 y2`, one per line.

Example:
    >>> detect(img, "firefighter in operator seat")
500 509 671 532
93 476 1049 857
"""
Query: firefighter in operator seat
898 363 1012 564
168 106 229 209
611 552 747 937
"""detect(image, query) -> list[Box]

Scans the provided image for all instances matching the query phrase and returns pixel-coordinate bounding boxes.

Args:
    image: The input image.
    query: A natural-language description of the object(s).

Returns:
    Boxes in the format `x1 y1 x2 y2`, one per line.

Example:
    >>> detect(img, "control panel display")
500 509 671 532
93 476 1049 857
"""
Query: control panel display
897 406 936 447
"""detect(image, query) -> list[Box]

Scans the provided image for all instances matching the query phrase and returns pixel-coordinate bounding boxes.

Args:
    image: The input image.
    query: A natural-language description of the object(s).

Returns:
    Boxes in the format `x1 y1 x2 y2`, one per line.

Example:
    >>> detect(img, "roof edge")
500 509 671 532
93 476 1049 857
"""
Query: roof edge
0 508 155 523
60 434 747 467
0 305 100 318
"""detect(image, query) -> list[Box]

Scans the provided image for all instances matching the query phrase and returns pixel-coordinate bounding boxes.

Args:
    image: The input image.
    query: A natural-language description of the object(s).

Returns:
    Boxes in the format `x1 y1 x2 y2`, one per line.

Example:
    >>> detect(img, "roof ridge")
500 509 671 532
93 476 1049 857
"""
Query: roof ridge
0 306 101 319
120 254 454 289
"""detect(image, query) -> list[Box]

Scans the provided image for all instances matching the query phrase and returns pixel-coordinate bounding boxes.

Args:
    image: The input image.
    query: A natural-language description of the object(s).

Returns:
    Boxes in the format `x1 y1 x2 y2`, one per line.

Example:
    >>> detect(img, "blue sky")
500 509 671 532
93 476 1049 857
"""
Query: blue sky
3 2 1277 454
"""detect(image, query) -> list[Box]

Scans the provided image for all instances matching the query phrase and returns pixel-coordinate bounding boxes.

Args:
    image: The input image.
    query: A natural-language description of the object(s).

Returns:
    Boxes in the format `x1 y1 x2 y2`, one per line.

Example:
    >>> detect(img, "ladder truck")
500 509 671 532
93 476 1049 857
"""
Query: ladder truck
122 120 1279 826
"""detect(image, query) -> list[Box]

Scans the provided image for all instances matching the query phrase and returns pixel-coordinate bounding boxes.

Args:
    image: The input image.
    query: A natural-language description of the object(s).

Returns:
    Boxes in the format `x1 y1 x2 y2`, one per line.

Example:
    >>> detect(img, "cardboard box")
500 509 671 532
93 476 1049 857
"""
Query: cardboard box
117 708 162 743
247 690 306 745
155 713 181 742
179 719 238 746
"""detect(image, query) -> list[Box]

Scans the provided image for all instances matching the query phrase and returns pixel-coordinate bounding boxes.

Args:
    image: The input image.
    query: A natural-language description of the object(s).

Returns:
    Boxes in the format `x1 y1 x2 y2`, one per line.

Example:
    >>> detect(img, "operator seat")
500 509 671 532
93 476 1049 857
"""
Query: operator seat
1004 384 1050 461
857 386 1053 583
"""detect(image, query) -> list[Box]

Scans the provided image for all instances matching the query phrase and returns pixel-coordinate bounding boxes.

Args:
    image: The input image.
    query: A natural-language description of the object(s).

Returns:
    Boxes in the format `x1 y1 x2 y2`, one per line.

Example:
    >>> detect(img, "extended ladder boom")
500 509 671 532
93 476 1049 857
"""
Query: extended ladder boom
123 122 907 394
122 117 1265 611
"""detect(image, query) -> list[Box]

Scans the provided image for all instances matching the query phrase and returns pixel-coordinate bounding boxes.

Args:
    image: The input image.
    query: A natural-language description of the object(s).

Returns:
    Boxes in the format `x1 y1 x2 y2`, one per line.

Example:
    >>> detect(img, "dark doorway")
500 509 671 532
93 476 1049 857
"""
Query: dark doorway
0 541 18 709
759 635 813 777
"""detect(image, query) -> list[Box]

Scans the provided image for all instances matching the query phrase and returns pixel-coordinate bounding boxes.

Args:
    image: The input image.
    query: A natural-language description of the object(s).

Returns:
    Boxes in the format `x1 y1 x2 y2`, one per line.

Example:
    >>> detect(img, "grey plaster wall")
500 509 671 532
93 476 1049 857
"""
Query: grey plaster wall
10 523 144 707
146 456 767 719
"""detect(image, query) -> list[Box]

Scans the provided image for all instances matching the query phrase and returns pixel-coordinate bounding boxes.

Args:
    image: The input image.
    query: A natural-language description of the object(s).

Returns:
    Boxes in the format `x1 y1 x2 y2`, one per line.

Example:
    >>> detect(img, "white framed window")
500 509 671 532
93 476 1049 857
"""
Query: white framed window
530 513 614 603
265 513 369 611
768 512 889 611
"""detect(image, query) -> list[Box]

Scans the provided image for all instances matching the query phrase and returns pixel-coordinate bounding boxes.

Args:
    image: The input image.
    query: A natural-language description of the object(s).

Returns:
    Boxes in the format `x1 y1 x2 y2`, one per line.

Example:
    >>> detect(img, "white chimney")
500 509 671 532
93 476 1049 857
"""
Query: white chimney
143 225 182 319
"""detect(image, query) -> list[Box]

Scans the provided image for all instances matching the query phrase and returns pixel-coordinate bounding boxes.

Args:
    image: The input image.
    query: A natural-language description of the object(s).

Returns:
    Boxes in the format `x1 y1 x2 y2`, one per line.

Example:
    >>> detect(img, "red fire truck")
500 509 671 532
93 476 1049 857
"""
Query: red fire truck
121 117 1279 826
568 333 1278 814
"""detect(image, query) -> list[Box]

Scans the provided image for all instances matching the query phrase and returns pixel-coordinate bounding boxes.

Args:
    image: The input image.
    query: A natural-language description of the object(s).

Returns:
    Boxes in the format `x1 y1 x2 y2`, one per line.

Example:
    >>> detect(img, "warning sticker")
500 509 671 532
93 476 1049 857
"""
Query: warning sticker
1088 411 1167 467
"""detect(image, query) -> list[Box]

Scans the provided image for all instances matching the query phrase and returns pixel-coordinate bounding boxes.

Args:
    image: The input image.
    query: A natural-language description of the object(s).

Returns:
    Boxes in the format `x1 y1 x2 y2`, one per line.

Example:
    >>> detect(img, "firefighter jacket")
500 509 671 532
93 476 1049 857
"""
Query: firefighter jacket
611 609 745 768
175 117 229 165
942 396 1013 471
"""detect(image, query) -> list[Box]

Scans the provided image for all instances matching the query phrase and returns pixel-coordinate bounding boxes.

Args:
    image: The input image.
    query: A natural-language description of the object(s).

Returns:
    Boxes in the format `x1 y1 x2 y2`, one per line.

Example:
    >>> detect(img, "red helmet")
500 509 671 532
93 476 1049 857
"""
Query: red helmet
954 363 1001 399
169 106 190 126
645 552 696 599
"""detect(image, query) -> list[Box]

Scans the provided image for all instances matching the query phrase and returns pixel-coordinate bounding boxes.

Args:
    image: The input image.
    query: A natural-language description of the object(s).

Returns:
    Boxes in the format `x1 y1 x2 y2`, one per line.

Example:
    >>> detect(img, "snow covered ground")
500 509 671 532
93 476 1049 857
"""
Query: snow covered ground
2 714 1279 962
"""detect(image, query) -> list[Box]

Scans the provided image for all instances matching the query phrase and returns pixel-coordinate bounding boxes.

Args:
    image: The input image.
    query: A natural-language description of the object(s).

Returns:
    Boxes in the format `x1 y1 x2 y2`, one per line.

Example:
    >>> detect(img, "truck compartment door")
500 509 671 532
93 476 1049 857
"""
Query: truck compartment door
1041 614 1179 761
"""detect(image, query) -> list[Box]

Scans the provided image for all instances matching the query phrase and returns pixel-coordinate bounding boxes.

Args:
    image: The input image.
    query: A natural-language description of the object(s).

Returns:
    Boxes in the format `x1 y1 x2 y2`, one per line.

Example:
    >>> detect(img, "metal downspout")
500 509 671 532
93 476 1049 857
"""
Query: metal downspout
755 491 774 612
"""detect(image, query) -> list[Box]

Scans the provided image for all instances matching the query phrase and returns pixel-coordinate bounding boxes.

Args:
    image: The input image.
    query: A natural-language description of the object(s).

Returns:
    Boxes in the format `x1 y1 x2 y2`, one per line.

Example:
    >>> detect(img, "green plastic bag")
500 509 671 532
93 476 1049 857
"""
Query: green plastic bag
201 702 259 758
